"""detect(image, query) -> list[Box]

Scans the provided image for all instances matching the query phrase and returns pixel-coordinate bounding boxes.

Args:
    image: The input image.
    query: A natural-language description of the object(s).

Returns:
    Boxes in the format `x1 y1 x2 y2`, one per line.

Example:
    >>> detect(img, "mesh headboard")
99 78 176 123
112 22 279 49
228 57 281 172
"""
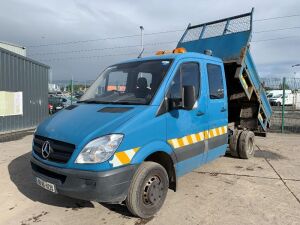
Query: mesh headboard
177 9 253 61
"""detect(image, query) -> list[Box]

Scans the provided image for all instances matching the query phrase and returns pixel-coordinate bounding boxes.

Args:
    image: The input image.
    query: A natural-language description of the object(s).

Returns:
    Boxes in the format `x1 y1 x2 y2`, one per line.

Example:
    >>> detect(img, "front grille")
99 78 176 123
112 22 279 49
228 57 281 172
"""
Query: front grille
33 135 75 163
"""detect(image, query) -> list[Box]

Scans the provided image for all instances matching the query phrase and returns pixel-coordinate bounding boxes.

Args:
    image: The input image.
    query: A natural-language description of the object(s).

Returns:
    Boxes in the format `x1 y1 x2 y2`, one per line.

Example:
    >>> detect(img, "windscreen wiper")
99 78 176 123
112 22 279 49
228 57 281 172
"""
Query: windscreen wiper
78 99 145 105
77 99 110 104
113 101 144 105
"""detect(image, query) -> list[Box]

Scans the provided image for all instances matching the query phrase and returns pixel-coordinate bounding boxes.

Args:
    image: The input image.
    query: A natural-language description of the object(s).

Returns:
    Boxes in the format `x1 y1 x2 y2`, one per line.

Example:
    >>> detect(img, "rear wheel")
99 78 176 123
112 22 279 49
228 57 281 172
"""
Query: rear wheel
229 129 242 157
238 130 255 159
126 162 169 218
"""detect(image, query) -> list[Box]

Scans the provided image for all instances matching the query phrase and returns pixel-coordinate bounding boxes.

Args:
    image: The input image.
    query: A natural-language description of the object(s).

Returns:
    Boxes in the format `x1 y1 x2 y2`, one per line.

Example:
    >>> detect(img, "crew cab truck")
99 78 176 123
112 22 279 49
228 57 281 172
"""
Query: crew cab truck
31 9 272 218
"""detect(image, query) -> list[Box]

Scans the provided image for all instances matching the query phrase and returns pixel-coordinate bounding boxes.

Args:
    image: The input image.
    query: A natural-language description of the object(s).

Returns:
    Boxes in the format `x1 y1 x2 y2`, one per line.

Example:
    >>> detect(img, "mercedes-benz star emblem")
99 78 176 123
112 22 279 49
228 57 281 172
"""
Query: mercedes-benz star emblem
42 141 52 159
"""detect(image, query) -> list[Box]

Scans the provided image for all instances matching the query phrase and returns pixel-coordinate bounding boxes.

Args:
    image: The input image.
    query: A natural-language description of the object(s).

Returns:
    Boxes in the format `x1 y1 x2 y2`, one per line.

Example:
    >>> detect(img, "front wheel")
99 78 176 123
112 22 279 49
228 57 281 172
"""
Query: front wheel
126 162 169 218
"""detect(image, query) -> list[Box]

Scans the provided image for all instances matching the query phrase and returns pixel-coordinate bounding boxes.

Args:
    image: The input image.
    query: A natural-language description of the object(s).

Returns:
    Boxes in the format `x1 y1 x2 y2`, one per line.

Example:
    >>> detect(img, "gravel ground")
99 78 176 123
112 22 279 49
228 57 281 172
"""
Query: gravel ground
0 133 299 225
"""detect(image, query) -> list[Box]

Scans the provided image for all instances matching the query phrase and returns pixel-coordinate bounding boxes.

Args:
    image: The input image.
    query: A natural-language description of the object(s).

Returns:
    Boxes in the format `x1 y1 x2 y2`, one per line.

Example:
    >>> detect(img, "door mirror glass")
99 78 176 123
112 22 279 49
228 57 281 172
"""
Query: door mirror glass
183 85 196 110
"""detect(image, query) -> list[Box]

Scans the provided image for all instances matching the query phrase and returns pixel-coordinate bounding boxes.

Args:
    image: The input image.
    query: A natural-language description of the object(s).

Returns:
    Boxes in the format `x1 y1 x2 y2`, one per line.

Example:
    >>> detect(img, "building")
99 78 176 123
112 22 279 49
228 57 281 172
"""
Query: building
0 42 49 140
0 41 26 57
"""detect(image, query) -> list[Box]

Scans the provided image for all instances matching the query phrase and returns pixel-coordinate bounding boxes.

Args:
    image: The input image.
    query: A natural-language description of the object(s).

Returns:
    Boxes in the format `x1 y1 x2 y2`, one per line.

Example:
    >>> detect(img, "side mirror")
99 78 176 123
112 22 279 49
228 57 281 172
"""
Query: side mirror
183 85 196 110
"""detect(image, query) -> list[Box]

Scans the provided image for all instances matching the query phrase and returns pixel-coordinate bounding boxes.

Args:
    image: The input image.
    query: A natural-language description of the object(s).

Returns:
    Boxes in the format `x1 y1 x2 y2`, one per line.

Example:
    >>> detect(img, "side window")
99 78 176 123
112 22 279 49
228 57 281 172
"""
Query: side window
107 71 127 92
168 62 200 100
207 64 224 99
181 63 200 97
137 73 152 89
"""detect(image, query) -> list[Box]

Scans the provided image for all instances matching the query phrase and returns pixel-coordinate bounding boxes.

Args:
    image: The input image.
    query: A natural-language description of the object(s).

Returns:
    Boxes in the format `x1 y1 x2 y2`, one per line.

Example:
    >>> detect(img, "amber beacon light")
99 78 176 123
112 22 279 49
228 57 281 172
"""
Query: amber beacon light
156 47 186 55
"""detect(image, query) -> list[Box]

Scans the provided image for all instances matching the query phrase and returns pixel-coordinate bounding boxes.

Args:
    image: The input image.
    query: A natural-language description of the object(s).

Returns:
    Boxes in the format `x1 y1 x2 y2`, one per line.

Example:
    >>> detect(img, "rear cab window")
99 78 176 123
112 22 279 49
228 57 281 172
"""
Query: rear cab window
207 64 224 99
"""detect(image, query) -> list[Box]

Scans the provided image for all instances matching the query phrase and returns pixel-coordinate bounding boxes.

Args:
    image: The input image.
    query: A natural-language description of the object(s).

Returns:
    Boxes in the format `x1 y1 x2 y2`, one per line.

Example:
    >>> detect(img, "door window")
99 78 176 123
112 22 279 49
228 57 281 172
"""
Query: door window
168 62 200 102
207 64 224 99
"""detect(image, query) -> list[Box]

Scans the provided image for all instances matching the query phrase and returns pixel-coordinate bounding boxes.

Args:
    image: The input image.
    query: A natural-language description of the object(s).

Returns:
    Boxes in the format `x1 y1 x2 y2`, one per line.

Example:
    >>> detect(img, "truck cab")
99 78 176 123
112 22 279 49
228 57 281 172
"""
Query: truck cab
31 9 271 218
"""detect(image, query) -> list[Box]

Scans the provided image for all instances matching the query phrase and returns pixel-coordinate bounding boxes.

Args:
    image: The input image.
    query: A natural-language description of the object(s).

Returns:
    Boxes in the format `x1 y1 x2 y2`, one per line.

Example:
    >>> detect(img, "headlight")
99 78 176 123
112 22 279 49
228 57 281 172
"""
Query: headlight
75 134 123 164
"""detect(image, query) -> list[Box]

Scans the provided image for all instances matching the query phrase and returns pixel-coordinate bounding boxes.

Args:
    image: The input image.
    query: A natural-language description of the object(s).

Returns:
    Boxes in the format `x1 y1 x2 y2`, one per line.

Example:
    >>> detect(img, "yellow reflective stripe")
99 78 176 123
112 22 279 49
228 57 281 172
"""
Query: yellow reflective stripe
133 147 140 152
177 138 184 147
209 129 214 138
110 147 140 167
191 134 197 143
167 124 228 149
195 133 201 142
221 126 225 134
204 131 209 139
116 151 130 164
215 127 220 136
187 135 193 144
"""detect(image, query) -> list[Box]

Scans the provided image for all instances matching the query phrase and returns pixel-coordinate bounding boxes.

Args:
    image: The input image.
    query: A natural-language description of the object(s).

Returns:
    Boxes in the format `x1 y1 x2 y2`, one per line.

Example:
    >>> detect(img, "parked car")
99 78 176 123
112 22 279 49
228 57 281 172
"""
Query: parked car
48 96 64 114
60 96 77 107
48 91 64 97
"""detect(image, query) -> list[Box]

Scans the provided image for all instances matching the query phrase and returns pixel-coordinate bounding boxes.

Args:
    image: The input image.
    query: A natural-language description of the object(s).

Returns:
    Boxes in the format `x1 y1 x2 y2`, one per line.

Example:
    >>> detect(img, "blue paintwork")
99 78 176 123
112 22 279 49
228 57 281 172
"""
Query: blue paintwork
34 10 269 183
177 9 271 131
178 31 251 62
243 51 272 128
34 52 227 175
204 60 228 162
165 56 210 167
176 145 227 177
176 153 204 177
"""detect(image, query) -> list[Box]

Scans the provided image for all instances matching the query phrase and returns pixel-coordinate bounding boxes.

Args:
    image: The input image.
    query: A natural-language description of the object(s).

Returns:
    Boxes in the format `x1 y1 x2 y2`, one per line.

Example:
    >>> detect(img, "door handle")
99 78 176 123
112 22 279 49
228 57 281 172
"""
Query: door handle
196 111 205 116
220 107 227 112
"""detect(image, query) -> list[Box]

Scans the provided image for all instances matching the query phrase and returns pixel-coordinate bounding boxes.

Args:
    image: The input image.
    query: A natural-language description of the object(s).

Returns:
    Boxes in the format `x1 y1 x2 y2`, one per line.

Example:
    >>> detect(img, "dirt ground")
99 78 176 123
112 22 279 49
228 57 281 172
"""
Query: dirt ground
0 133 299 225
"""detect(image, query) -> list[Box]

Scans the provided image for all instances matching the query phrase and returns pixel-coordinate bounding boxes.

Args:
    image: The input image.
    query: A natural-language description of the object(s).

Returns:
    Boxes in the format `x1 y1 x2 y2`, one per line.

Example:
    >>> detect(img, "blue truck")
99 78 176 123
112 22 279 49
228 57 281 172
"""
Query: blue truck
31 9 272 218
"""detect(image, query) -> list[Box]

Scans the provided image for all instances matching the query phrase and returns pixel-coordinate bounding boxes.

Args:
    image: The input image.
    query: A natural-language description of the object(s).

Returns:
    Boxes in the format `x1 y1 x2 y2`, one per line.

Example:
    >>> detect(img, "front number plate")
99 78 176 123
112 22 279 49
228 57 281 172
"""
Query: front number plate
36 177 57 193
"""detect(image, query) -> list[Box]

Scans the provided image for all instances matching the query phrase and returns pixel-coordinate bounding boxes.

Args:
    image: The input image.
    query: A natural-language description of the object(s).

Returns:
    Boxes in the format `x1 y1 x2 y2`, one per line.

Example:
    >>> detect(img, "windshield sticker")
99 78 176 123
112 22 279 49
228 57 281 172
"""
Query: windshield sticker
161 61 170 65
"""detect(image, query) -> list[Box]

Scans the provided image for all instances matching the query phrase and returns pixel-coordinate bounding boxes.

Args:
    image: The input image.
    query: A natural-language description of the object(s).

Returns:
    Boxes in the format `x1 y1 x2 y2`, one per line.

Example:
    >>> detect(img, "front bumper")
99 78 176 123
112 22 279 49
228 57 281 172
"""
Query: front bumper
30 156 138 203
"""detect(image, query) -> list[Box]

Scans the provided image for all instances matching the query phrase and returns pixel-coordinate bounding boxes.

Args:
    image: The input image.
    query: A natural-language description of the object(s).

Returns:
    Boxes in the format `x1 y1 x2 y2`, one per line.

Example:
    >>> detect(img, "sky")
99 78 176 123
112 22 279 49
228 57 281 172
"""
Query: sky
1 0 300 82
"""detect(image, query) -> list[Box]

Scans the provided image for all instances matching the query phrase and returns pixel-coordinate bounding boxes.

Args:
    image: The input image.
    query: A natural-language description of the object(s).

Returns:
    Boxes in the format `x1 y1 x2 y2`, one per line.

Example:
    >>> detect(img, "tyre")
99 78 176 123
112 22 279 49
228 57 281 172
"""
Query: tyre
126 161 169 218
238 130 255 159
229 129 242 157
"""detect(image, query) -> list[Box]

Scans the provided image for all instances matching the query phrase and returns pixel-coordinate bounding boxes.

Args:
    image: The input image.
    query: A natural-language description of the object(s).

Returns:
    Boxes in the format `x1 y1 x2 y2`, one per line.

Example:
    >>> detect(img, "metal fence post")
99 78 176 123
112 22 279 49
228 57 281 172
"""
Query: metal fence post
281 77 286 133
71 77 73 105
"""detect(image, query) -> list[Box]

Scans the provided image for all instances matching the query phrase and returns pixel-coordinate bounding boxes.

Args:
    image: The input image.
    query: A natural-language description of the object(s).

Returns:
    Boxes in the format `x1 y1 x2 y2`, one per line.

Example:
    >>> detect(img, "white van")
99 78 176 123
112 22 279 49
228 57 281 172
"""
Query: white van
266 90 291 99
269 90 294 106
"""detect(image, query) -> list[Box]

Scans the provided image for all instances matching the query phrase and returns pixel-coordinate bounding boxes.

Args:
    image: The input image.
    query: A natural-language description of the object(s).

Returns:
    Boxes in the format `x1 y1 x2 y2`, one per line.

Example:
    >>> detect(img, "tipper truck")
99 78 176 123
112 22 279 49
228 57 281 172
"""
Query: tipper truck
31 9 272 218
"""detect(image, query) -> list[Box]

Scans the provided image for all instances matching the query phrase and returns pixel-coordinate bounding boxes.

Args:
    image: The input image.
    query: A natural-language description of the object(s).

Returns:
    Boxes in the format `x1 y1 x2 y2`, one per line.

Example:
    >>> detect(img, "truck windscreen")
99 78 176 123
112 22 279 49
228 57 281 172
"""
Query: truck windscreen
80 59 173 105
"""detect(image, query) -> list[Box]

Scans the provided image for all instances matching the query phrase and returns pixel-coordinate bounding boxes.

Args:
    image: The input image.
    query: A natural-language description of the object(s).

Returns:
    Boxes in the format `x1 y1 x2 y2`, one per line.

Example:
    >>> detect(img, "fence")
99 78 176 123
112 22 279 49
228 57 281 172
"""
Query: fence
262 77 300 133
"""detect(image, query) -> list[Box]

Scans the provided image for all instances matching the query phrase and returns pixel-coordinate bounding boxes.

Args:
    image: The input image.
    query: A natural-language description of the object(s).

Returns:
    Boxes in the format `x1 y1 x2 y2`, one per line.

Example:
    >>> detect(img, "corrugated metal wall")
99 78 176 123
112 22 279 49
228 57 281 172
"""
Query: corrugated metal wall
0 47 49 133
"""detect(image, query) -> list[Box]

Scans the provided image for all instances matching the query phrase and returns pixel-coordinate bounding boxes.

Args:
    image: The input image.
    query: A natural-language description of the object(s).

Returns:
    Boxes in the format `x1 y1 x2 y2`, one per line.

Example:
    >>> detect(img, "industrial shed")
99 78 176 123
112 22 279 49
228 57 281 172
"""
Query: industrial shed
0 43 49 139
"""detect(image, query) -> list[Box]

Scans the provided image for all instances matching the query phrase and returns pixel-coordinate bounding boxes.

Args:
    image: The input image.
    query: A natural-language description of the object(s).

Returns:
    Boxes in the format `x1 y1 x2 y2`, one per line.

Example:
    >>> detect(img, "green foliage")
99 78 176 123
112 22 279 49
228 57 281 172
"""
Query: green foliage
66 84 86 92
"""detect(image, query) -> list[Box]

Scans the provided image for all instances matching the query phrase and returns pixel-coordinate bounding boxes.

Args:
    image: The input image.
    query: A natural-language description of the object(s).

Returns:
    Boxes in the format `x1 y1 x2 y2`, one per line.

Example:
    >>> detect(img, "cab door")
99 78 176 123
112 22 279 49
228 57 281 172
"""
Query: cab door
205 62 228 162
166 60 209 177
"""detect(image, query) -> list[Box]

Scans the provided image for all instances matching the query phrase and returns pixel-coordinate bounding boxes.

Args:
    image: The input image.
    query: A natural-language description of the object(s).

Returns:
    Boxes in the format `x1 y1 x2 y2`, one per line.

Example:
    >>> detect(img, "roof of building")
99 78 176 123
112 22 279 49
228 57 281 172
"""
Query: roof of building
0 41 26 49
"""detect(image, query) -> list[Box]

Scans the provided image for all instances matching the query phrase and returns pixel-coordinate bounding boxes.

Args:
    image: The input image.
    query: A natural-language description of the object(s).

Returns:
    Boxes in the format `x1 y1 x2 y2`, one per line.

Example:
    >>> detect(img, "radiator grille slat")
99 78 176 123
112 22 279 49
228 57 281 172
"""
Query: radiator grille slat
33 135 75 164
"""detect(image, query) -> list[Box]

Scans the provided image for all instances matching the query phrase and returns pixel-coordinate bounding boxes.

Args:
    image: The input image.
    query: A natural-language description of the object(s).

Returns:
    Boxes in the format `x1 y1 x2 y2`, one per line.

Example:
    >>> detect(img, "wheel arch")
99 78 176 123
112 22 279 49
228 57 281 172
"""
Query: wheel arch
130 141 178 191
